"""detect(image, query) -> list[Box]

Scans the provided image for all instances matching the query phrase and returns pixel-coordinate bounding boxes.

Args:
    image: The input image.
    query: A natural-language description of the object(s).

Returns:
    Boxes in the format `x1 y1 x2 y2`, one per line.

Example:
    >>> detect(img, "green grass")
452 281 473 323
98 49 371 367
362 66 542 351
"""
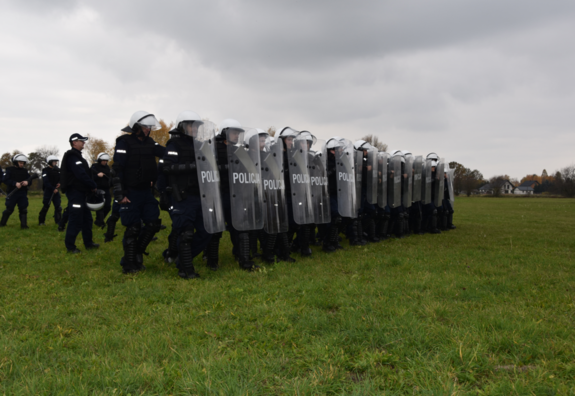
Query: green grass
0 197 574 395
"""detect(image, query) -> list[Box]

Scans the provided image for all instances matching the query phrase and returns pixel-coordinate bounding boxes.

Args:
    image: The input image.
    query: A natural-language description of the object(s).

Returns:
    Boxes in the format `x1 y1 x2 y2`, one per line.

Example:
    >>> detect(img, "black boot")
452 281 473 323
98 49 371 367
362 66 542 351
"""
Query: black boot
38 206 49 225
277 232 296 262
0 210 12 227
177 229 200 279
249 231 261 259
122 224 141 274
19 212 29 229
323 216 342 253
388 216 397 239
365 217 379 242
163 229 179 263
54 206 62 224
104 213 119 242
137 219 162 263
377 214 389 240
94 210 106 228
299 225 312 257
262 233 277 264
349 218 367 246
206 233 221 270
238 232 258 271
395 213 404 239
447 211 456 229
441 211 449 231
403 213 410 237
429 210 441 234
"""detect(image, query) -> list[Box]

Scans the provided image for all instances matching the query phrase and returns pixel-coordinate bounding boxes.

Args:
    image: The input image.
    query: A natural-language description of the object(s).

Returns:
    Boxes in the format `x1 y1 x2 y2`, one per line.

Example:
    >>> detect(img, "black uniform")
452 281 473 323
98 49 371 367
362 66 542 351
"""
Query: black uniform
0 166 30 228
38 166 62 225
60 148 98 251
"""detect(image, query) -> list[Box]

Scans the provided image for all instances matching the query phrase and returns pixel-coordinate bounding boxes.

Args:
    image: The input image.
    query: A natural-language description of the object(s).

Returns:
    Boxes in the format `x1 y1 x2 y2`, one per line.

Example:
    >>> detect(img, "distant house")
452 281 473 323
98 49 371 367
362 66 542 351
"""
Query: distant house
478 180 516 195
513 180 539 195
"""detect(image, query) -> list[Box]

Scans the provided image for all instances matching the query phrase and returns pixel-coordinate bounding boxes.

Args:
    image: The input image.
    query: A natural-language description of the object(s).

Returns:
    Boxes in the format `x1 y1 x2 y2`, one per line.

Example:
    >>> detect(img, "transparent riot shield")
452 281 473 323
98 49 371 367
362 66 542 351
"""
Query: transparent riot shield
226 128 264 231
377 152 388 208
261 136 289 234
402 155 414 208
433 158 445 205
287 134 314 225
412 156 423 202
387 155 402 209
366 147 378 205
422 159 432 205
446 168 455 208
335 139 357 218
193 121 225 234
354 149 363 215
309 140 331 224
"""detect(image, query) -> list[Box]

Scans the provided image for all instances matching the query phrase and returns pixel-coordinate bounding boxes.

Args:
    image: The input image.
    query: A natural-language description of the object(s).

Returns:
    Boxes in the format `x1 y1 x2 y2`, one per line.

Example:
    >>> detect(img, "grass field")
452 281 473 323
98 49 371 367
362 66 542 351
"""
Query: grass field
0 196 574 395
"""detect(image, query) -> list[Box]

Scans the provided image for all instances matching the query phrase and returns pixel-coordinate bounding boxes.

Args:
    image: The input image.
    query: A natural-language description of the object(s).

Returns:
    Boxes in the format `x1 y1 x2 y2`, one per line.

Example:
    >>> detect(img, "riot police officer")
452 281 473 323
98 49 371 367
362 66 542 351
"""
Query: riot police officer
161 111 221 278
112 111 165 274
422 152 442 234
91 152 112 228
60 134 100 253
38 155 62 226
1 154 32 229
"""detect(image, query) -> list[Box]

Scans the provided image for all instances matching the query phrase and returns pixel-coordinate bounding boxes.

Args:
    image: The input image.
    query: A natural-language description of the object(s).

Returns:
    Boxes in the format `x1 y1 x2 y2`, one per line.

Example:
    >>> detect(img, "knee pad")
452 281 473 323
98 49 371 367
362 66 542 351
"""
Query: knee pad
125 224 142 239
181 228 195 244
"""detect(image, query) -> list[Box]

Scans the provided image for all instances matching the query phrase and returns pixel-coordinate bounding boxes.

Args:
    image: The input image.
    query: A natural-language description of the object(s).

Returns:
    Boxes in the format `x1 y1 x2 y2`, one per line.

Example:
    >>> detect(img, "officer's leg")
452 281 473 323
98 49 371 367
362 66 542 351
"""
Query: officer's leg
0 197 16 227
138 190 162 259
38 191 51 225
18 195 29 229
81 203 98 249
65 194 83 251
53 193 62 224
163 226 179 263
276 232 296 262
249 231 261 259
104 200 120 242
122 223 142 273
376 208 390 240
261 231 277 264
298 224 312 256
189 198 212 262
237 231 258 271
206 232 221 270
177 227 200 279
364 204 379 243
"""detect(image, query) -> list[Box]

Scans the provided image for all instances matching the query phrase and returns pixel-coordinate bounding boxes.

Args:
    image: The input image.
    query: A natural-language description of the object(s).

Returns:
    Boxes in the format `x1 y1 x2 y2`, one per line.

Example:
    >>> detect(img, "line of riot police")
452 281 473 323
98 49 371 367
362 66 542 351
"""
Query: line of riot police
0 110 456 279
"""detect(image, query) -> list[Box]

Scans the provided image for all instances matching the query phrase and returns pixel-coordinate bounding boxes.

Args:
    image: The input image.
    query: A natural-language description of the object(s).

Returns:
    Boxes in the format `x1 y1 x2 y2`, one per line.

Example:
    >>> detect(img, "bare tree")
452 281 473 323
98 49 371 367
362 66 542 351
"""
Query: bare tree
267 127 276 137
361 134 387 152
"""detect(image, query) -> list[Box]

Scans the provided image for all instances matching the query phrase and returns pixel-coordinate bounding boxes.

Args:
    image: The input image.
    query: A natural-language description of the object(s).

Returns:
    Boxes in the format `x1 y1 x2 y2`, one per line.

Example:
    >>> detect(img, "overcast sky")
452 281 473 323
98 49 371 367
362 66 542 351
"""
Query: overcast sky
1 0 574 178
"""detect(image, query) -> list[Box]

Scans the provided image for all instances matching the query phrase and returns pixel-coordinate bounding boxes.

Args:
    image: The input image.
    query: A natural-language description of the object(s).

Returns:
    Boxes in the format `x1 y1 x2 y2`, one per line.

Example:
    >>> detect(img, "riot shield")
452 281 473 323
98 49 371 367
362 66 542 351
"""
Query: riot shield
402 155 414 208
387 155 402 209
226 128 264 231
366 147 378 205
377 152 388 208
194 121 225 234
412 156 423 202
261 136 289 234
287 134 314 225
309 140 331 224
446 168 455 207
335 139 357 218
422 159 432 205
433 158 445 205
354 149 363 215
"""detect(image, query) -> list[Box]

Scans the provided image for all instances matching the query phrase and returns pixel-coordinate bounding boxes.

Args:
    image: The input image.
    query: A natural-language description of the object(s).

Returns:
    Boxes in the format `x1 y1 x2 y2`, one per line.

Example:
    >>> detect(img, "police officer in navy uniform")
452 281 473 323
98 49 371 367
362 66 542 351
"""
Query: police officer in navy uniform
161 111 214 278
60 133 100 253
91 152 112 228
0 154 31 229
112 111 165 274
38 155 62 226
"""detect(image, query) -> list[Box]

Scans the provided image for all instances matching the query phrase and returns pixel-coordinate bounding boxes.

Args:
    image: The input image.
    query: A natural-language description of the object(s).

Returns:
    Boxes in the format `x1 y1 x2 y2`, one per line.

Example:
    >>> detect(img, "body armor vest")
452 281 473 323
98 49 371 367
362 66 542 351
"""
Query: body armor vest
118 134 159 188
91 163 111 190
42 166 60 190
6 166 30 193
166 136 199 195
60 149 91 193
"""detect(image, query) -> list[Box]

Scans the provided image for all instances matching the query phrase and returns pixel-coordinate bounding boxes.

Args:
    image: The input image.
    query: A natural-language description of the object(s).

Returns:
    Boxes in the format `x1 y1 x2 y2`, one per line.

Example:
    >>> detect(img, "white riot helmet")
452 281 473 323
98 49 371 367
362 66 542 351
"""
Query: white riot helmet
401 150 413 157
326 136 344 149
300 131 318 146
391 150 405 164
86 190 105 211
46 155 59 166
173 111 203 136
354 140 372 151
427 152 439 167
390 149 403 156
97 152 111 162
278 127 300 139
244 128 269 150
122 111 161 134
217 118 244 139
12 154 28 165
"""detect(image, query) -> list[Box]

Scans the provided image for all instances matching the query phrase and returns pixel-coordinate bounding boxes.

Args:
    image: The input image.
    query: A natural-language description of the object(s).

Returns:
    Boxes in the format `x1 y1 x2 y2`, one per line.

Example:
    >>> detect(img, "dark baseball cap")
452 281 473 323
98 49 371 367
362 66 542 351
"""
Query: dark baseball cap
69 133 89 142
